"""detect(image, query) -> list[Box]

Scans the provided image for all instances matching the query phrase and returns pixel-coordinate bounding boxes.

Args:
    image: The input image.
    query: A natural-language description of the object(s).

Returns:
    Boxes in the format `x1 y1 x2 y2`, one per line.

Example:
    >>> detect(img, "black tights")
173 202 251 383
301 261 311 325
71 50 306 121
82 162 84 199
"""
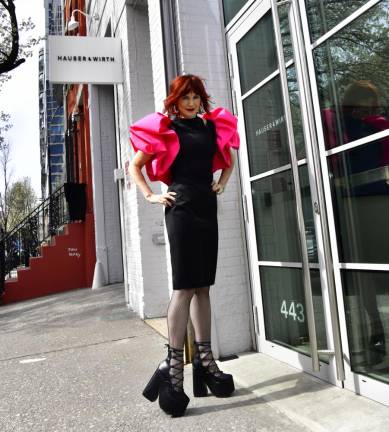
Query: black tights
167 286 212 349
166 287 212 388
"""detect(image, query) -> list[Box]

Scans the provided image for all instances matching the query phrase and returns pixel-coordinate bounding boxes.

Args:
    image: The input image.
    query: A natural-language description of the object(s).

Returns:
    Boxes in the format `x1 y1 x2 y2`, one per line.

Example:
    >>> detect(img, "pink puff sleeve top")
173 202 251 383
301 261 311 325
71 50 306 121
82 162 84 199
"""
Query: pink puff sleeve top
129 107 240 186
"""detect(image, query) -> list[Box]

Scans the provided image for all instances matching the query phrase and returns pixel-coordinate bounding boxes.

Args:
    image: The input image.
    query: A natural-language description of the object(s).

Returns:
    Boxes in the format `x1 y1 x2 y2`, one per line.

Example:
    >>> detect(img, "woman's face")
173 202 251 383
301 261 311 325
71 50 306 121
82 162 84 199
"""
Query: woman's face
177 91 201 118
351 96 379 119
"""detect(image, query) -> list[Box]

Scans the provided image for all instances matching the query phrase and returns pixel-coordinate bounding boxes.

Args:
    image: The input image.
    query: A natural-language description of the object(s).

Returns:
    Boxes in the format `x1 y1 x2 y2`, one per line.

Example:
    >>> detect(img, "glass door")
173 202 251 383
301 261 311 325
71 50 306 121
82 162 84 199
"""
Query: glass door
227 0 341 386
227 0 389 405
299 0 389 405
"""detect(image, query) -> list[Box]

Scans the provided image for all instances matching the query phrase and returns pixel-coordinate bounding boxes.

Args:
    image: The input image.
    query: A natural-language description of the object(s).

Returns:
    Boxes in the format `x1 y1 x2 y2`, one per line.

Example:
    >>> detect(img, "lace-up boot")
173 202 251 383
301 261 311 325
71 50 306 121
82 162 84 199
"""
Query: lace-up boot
143 345 189 417
192 341 235 398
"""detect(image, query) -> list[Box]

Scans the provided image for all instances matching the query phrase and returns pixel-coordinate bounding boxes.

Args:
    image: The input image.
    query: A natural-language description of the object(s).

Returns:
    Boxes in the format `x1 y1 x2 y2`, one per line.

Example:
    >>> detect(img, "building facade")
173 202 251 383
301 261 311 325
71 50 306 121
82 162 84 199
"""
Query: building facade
61 0 389 407
38 47 47 198
40 0 66 199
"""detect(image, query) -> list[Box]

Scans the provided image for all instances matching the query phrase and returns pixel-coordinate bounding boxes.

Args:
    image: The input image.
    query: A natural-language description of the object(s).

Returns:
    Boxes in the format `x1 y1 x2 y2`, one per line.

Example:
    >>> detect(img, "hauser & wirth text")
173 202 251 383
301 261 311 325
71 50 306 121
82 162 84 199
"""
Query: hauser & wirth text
57 56 115 62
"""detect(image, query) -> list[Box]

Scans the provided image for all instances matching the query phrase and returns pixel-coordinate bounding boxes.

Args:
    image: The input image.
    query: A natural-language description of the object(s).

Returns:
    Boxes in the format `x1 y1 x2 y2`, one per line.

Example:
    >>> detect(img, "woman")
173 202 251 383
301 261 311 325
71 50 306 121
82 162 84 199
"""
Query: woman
129 74 239 417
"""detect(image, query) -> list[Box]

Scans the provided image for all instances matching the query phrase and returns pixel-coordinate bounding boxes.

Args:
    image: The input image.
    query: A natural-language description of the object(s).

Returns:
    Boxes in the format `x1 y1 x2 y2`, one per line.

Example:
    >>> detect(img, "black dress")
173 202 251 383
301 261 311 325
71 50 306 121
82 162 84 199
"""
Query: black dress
165 116 218 290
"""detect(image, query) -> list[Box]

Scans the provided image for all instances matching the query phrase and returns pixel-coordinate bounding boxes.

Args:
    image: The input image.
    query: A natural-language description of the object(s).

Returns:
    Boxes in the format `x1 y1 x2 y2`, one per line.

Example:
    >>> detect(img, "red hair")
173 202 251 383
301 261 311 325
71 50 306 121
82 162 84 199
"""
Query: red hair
164 74 211 115
342 80 379 109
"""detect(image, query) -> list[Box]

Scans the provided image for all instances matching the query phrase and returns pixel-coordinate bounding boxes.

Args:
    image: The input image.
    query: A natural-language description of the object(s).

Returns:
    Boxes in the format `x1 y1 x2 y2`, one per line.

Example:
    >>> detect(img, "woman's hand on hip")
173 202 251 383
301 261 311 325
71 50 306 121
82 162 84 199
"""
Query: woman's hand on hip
147 191 177 207
212 181 225 195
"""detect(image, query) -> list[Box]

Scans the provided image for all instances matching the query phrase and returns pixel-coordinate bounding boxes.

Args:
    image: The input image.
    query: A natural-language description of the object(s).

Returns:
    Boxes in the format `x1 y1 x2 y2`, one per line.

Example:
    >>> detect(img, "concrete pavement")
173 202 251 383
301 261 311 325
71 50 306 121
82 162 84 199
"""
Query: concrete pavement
0 284 388 432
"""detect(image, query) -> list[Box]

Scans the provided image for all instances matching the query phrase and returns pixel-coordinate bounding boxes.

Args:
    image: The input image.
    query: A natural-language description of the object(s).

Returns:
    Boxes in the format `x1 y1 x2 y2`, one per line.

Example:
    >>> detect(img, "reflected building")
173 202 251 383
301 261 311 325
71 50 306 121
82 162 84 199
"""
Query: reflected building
38 48 47 199
39 0 65 199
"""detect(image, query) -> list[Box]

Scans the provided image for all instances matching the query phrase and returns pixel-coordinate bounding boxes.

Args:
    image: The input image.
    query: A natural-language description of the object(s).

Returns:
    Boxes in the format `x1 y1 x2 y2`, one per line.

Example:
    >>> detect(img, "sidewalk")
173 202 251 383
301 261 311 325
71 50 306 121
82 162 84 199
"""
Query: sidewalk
0 284 388 432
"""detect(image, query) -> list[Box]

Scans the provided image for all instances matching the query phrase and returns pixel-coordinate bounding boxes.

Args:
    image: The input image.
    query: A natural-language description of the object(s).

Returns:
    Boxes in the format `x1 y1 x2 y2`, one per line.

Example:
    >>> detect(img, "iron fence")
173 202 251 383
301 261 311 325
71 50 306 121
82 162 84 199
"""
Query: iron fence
0 185 69 293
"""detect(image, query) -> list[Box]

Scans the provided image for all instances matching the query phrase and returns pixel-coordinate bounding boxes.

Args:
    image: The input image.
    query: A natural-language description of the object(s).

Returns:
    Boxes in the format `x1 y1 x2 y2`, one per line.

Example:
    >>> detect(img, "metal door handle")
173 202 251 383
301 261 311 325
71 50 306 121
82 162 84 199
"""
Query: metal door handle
273 0 345 380
272 0 320 372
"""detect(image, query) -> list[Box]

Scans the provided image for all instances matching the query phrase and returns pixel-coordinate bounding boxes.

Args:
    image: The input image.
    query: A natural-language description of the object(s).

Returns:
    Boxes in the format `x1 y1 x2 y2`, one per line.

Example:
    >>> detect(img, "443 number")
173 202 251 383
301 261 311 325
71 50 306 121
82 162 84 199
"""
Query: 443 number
280 300 305 323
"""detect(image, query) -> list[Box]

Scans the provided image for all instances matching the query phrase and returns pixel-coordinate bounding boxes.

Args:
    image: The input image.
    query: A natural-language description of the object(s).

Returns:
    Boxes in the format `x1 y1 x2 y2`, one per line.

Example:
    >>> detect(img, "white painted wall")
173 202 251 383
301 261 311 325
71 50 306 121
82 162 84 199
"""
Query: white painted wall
88 0 170 318
173 0 252 355
147 0 253 355
86 0 253 355
88 84 123 286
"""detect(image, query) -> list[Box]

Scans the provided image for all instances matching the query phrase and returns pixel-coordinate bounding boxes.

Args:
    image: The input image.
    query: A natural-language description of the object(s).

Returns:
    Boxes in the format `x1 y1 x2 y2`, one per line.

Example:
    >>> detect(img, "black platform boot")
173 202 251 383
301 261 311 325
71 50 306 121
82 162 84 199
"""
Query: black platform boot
142 345 190 417
192 341 235 398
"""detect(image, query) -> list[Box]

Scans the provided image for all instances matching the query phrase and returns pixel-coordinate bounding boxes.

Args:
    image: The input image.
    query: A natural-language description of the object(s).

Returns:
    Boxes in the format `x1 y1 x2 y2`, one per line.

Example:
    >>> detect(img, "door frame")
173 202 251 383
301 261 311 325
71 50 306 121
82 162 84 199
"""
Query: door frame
226 0 389 406
226 0 339 386
295 0 389 405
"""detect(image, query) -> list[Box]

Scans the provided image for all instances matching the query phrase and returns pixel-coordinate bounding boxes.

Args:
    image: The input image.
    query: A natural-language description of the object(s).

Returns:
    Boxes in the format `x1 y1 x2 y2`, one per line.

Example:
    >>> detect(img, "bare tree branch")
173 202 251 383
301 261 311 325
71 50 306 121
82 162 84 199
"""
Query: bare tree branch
0 0 40 85
0 140 13 233
0 0 23 75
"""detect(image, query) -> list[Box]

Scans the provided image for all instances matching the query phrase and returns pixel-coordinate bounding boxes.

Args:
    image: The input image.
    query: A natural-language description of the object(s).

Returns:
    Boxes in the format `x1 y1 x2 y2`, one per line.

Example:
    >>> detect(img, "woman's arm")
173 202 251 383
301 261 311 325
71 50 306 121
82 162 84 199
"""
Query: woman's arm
129 150 176 206
212 148 235 194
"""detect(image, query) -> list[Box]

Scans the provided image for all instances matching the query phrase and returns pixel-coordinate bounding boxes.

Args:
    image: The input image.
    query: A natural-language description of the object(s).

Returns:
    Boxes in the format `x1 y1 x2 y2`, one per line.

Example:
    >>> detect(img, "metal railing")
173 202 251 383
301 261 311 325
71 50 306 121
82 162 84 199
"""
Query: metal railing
0 185 69 294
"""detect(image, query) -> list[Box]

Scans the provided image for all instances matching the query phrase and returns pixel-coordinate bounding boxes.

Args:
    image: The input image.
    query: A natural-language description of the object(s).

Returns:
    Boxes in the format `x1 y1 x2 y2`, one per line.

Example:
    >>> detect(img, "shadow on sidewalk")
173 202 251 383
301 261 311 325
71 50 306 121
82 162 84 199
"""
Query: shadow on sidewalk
185 371 329 417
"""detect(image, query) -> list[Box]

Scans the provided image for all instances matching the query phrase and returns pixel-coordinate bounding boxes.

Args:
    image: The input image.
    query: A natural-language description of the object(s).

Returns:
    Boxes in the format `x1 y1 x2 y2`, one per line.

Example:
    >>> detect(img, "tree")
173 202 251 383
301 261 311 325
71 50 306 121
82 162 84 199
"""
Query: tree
7 177 37 231
305 0 389 113
0 140 37 233
0 0 40 89
0 111 12 150
0 139 13 233
284 0 389 129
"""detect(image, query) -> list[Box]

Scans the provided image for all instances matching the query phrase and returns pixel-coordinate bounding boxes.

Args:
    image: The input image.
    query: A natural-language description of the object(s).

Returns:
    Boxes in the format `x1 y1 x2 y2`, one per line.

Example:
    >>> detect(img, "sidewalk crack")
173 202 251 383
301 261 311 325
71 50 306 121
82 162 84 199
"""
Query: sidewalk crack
0 335 137 362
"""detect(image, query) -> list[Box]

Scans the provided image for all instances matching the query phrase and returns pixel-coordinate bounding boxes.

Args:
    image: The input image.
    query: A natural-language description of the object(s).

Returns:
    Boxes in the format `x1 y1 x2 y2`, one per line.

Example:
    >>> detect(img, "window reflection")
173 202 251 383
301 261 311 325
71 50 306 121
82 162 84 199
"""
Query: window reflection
252 171 301 262
306 0 370 42
322 80 389 151
223 0 250 25
250 166 317 263
261 267 328 360
242 69 307 177
328 138 389 263
279 3 293 62
237 11 277 95
313 1 389 150
342 270 388 384
300 166 318 263
287 67 305 159
243 77 290 176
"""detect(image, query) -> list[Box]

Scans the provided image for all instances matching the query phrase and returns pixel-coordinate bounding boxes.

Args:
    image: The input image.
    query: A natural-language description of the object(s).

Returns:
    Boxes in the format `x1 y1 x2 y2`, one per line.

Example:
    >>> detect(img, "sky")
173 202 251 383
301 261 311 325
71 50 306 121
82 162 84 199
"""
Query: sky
1 0 45 196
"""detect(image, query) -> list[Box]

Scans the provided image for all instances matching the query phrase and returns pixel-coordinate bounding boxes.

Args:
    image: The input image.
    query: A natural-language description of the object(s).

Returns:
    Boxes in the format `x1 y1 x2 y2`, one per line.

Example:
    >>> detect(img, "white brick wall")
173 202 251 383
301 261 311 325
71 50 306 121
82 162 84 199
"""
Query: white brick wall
97 86 123 283
86 0 253 354
88 83 123 287
172 0 253 356
147 0 174 296
124 3 170 318
148 0 167 113
88 0 170 318
86 0 124 289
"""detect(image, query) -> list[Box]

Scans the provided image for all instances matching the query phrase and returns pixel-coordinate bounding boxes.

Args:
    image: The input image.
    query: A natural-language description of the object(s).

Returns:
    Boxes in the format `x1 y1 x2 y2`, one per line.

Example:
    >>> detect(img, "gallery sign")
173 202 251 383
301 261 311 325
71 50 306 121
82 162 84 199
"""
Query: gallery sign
48 36 123 84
